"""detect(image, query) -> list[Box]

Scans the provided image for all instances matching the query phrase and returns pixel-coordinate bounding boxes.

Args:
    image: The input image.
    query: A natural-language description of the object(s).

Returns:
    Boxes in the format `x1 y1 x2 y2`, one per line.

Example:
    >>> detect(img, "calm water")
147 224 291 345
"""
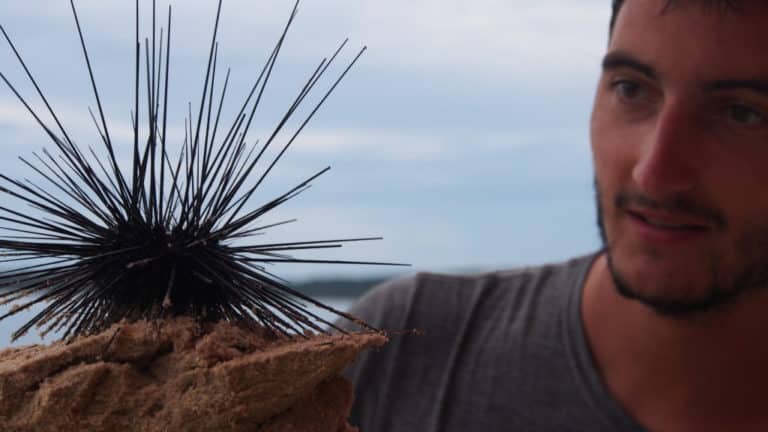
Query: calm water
0 297 357 348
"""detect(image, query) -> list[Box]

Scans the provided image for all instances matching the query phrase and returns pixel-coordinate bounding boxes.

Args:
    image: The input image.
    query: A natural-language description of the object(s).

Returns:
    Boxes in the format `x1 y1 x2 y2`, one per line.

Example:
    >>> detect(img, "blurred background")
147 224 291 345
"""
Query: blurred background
0 0 608 346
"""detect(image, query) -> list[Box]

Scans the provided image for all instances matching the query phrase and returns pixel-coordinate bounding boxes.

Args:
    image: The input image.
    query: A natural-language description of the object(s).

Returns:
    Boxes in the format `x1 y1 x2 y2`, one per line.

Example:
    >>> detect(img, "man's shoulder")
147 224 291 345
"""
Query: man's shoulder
348 252 598 332
363 252 597 307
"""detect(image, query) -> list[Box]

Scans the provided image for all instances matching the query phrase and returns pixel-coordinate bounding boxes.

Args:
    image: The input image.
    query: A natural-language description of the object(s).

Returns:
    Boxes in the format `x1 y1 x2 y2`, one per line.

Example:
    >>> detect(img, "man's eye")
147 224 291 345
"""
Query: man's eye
725 104 765 126
610 80 646 102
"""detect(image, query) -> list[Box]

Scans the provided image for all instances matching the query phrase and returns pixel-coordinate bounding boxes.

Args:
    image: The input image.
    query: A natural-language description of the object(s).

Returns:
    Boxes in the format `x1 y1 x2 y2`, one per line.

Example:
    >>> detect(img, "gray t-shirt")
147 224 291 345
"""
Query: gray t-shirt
343 253 648 431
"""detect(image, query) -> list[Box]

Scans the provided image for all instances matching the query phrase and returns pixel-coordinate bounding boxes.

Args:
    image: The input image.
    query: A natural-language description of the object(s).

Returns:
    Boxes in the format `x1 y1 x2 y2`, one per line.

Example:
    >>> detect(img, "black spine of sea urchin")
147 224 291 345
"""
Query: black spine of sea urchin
0 0 405 341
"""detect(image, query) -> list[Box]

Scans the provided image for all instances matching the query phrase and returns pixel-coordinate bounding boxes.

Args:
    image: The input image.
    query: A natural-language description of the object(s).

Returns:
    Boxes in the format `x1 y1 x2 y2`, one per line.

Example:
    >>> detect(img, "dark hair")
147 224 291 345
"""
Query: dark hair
609 0 625 34
609 0 744 36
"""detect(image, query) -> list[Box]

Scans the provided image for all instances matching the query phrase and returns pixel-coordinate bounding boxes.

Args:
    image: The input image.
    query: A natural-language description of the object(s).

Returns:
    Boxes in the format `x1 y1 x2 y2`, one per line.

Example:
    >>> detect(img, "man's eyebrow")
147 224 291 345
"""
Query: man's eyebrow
703 80 768 96
601 51 657 80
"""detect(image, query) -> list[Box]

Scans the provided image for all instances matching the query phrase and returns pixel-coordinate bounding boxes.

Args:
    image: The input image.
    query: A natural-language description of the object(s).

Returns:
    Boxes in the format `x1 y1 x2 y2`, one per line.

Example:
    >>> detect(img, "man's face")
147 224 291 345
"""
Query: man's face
591 0 768 315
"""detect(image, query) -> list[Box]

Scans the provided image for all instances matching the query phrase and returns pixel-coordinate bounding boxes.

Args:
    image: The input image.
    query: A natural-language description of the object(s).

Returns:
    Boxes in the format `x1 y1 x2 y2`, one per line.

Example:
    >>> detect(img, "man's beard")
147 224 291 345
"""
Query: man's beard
594 179 768 317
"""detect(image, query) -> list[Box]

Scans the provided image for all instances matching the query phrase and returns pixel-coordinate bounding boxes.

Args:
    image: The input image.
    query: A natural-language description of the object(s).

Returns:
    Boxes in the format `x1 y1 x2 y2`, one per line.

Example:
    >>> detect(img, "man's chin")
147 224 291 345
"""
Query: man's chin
605 249 739 318
612 277 739 318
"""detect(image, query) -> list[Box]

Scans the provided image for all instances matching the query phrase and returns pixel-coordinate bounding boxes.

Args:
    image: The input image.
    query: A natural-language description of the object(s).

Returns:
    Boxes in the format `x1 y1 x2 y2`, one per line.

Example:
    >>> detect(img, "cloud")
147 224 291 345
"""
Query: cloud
0 99 129 141
2 1 610 85
2 92 585 164
0 101 35 129
289 128 447 160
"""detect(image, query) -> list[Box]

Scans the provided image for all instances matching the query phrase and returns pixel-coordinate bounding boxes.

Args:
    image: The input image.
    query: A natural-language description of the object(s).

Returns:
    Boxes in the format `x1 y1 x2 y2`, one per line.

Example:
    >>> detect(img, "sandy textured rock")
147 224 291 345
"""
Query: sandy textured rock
0 317 386 432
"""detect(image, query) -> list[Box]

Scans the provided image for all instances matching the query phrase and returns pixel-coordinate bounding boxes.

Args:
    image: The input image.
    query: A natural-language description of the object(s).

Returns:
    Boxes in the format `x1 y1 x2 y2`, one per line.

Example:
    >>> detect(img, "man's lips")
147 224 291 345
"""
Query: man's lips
625 208 712 232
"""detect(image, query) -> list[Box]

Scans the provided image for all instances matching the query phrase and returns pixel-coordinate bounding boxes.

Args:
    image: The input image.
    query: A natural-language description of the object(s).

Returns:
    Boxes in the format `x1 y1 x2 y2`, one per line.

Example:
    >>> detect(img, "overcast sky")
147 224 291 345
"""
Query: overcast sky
0 0 610 286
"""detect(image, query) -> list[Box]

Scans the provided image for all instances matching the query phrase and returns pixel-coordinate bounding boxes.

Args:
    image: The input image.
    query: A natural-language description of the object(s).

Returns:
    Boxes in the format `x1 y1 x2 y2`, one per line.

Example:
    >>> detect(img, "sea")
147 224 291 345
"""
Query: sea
0 297 357 348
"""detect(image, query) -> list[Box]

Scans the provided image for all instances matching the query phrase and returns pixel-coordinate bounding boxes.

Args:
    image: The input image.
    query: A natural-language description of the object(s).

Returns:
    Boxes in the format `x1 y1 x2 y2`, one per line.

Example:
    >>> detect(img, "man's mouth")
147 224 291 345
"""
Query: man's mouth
626 210 710 232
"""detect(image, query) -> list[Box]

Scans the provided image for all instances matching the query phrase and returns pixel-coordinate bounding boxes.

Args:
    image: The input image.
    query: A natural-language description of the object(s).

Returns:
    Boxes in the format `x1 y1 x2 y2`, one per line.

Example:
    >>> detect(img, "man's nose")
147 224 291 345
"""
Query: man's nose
631 100 699 196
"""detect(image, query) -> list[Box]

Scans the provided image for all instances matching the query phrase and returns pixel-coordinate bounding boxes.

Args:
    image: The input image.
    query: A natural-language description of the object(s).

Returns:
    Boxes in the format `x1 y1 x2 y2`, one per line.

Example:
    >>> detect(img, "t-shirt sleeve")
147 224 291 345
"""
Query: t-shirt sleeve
337 275 419 431
338 272 496 431
341 275 416 334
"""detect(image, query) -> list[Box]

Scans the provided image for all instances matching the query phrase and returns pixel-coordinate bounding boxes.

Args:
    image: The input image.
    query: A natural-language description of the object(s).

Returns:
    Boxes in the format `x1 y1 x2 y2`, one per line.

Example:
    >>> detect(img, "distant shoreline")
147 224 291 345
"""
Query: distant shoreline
293 277 390 298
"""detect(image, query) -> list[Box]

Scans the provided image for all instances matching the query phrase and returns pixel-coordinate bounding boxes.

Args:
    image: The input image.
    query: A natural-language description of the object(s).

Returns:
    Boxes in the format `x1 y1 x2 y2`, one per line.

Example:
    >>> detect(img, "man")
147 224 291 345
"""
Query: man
344 0 768 430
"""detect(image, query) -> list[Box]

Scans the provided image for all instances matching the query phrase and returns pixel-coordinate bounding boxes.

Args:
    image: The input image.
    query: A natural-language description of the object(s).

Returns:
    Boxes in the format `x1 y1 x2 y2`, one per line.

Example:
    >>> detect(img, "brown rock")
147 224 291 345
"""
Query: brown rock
0 317 386 432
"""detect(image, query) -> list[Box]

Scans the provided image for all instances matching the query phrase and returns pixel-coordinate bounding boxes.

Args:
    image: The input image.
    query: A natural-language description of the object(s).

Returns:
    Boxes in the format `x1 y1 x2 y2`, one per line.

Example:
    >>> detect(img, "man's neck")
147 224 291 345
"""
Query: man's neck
581 253 768 432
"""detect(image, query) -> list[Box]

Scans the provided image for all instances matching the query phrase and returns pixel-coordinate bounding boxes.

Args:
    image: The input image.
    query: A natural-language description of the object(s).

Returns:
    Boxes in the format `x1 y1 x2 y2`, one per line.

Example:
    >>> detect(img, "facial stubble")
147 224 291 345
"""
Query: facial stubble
594 178 768 317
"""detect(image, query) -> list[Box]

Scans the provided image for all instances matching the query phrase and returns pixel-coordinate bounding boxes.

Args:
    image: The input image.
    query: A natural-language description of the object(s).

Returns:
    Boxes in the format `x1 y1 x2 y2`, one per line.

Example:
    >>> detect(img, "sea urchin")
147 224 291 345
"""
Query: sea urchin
0 0 403 342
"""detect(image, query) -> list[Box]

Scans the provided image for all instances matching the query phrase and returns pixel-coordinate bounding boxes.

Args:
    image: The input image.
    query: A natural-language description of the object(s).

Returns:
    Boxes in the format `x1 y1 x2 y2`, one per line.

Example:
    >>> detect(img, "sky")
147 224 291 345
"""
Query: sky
0 0 610 286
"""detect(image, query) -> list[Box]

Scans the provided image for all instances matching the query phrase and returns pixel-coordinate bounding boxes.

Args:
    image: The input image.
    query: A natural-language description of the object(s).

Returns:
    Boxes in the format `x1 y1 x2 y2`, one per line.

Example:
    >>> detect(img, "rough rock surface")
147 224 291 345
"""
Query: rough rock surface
0 317 386 431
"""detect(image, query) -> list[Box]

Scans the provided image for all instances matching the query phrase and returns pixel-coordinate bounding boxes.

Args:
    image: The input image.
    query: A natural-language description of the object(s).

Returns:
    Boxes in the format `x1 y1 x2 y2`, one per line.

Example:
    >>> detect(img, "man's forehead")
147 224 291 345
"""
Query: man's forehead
613 0 768 50
616 0 766 24
619 0 748 16
610 0 768 82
